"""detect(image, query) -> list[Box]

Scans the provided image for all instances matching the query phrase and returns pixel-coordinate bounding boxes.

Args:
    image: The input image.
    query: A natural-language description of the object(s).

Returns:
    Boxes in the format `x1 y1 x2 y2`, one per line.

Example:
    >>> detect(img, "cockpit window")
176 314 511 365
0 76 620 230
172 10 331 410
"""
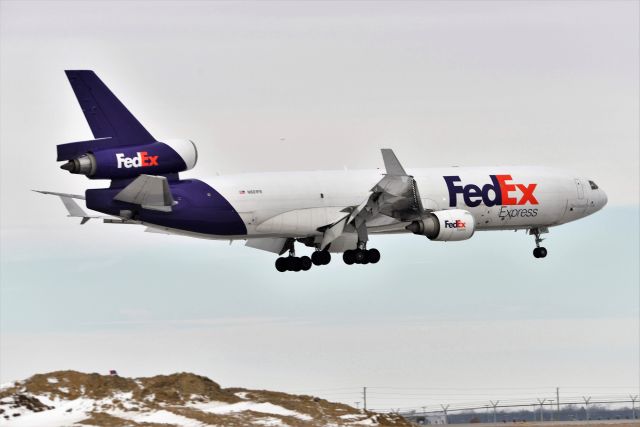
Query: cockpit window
588 180 598 190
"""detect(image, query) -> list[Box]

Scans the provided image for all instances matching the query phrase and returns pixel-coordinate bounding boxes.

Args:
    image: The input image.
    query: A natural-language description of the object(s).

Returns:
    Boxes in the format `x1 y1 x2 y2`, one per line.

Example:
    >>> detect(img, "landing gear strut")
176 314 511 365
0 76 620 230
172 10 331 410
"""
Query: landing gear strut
530 228 548 258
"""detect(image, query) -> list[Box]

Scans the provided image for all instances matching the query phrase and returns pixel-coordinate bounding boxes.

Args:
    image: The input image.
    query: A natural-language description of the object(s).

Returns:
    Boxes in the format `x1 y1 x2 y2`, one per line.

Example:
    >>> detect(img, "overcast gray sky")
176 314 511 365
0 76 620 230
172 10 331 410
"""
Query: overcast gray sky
1 0 638 411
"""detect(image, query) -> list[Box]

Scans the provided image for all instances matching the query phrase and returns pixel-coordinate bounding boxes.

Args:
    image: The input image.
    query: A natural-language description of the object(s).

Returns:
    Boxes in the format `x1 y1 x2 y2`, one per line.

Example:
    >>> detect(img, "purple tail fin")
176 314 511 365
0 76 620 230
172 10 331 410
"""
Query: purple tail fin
64 70 155 145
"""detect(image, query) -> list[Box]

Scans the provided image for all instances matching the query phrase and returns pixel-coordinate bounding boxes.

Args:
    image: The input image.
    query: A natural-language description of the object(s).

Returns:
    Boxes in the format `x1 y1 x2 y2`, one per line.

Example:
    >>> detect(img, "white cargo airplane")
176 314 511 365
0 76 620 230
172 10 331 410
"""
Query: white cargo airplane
39 71 608 271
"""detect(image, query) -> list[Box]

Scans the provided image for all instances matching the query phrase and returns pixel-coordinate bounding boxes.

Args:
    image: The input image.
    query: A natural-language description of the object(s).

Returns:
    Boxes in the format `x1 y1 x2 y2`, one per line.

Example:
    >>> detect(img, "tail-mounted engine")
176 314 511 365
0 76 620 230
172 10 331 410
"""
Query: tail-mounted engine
58 138 198 180
406 209 475 241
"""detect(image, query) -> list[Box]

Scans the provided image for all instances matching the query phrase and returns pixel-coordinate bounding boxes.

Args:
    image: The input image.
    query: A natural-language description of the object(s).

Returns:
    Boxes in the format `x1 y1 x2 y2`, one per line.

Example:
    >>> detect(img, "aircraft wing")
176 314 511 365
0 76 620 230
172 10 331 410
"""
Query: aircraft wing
320 149 424 249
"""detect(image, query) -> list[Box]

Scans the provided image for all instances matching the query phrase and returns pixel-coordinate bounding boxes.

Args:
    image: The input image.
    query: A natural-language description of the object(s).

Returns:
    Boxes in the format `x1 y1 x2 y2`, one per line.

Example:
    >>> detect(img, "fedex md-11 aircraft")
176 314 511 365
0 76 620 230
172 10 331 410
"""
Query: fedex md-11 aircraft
38 71 608 272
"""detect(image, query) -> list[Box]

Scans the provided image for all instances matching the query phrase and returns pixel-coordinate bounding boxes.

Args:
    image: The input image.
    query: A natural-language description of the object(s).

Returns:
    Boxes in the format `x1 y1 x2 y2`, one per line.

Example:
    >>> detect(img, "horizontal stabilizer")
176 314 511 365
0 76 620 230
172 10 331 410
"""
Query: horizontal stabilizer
33 190 85 200
114 174 176 212
34 190 97 224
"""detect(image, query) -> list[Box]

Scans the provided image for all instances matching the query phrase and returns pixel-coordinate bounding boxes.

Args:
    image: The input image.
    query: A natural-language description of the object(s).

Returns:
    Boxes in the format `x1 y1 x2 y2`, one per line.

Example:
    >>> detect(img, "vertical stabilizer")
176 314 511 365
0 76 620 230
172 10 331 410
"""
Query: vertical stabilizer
65 70 155 145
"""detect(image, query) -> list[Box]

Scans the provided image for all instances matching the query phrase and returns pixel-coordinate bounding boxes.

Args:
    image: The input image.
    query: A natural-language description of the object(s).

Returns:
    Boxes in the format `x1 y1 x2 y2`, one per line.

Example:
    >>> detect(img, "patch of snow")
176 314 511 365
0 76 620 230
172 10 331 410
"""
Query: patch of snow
340 413 364 420
1 396 95 427
58 387 69 394
112 392 137 410
46 378 58 384
352 417 378 426
234 391 249 399
189 393 206 402
0 382 17 391
253 416 287 426
189 401 312 421
112 391 132 401
115 409 204 427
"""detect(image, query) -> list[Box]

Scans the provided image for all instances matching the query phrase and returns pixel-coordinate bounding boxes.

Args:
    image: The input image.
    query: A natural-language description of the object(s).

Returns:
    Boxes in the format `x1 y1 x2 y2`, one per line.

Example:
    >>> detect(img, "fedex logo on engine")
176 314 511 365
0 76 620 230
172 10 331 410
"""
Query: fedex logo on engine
116 152 159 169
444 219 466 229
444 175 539 208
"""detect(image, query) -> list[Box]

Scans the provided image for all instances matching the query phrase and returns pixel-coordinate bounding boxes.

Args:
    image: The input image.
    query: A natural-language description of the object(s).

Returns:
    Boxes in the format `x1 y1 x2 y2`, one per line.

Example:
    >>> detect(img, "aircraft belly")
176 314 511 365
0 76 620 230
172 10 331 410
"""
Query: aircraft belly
255 207 347 236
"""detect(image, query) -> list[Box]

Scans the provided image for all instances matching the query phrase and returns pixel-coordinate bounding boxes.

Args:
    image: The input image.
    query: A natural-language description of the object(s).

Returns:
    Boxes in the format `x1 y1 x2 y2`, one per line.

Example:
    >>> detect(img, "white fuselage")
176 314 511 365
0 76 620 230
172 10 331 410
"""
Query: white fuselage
199 165 607 240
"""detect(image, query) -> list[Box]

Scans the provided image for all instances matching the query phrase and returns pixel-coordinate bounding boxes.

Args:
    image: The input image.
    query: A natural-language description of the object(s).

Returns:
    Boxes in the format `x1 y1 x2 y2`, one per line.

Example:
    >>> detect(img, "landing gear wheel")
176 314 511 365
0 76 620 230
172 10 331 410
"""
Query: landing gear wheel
290 257 302 272
533 247 548 258
354 249 366 264
300 256 312 271
343 250 356 265
275 257 287 272
311 251 323 266
312 251 331 266
367 248 381 264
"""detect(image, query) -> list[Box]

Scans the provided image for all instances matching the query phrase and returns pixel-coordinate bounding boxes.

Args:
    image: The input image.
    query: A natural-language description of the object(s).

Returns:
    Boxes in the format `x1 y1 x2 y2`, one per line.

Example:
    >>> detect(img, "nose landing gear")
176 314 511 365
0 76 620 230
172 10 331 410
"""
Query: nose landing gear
530 228 548 258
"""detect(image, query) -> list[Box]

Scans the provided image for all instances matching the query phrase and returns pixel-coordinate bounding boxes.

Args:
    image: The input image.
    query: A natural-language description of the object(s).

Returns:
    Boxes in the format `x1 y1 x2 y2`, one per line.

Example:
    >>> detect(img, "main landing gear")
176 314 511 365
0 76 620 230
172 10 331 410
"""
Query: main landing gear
275 248 331 272
530 228 548 259
275 255 312 272
343 248 380 265
311 250 331 266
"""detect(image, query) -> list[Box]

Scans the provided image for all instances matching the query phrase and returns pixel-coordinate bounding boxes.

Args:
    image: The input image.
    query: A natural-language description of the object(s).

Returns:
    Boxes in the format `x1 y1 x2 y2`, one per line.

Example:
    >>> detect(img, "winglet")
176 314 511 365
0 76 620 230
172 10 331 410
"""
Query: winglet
381 149 407 176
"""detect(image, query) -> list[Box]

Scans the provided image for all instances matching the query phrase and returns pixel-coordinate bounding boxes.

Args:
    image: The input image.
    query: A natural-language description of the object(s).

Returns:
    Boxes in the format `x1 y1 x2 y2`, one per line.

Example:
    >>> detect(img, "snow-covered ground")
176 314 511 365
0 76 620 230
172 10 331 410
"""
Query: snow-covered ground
0 371 409 427
189 400 313 420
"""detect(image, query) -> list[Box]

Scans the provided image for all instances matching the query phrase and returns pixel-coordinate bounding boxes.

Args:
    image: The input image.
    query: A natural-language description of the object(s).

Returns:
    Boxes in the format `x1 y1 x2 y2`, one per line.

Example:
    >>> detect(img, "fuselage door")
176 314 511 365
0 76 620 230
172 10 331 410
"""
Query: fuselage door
575 178 585 199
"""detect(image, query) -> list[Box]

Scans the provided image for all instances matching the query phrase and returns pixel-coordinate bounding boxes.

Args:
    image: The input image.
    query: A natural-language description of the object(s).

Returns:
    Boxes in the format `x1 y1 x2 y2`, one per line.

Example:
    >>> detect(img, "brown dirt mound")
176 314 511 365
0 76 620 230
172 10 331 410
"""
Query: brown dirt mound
1 370 413 426
135 372 239 405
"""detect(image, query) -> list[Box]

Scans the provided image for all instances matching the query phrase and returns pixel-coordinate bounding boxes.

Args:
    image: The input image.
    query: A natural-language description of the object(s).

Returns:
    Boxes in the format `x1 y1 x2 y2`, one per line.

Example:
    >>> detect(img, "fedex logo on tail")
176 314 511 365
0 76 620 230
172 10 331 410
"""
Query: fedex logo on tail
116 152 159 169
444 175 538 207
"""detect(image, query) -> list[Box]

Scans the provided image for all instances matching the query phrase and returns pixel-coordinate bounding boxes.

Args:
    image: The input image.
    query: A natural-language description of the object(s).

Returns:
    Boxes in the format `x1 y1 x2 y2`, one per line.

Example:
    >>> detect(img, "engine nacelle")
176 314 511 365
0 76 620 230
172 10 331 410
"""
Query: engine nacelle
406 209 475 241
59 139 198 179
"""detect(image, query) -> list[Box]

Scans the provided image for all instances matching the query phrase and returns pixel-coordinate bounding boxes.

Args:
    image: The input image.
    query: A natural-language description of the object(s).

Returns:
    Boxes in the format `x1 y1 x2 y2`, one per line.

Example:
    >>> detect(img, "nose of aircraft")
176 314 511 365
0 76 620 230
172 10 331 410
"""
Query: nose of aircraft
600 189 608 209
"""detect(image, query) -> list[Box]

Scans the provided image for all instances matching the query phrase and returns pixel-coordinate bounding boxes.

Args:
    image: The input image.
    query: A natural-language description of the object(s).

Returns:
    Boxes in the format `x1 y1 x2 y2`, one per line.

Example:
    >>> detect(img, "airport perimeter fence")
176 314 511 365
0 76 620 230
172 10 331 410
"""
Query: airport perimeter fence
288 386 639 423
389 395 639 425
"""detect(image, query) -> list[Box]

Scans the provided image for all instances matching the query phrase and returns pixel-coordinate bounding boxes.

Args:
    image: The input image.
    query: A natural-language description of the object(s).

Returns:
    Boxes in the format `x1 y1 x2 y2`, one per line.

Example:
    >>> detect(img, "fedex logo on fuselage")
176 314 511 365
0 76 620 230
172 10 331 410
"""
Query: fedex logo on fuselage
116 152 159 169
444 175 538 207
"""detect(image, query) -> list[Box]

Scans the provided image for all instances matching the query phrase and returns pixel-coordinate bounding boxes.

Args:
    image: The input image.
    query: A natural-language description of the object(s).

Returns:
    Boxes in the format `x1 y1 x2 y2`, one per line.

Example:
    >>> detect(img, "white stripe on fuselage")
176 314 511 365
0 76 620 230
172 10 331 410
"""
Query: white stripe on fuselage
199 165 604 239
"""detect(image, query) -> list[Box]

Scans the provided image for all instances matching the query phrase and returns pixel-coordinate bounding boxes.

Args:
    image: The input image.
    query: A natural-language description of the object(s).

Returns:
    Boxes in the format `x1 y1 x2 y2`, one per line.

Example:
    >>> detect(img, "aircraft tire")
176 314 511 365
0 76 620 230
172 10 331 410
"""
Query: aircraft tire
321 251 331 265
367 248 381 264
290 257 302 272
538 247 547 258
354 249 366 264
275 257 288 272
343 250 355 265
311 251 322 265
300 256 312 271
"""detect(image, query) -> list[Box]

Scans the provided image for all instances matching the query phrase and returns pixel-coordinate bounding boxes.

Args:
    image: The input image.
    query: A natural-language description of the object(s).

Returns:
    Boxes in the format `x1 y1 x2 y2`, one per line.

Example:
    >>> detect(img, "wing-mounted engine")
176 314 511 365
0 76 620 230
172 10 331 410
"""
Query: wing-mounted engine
406 209 475 241
58 139 198 180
